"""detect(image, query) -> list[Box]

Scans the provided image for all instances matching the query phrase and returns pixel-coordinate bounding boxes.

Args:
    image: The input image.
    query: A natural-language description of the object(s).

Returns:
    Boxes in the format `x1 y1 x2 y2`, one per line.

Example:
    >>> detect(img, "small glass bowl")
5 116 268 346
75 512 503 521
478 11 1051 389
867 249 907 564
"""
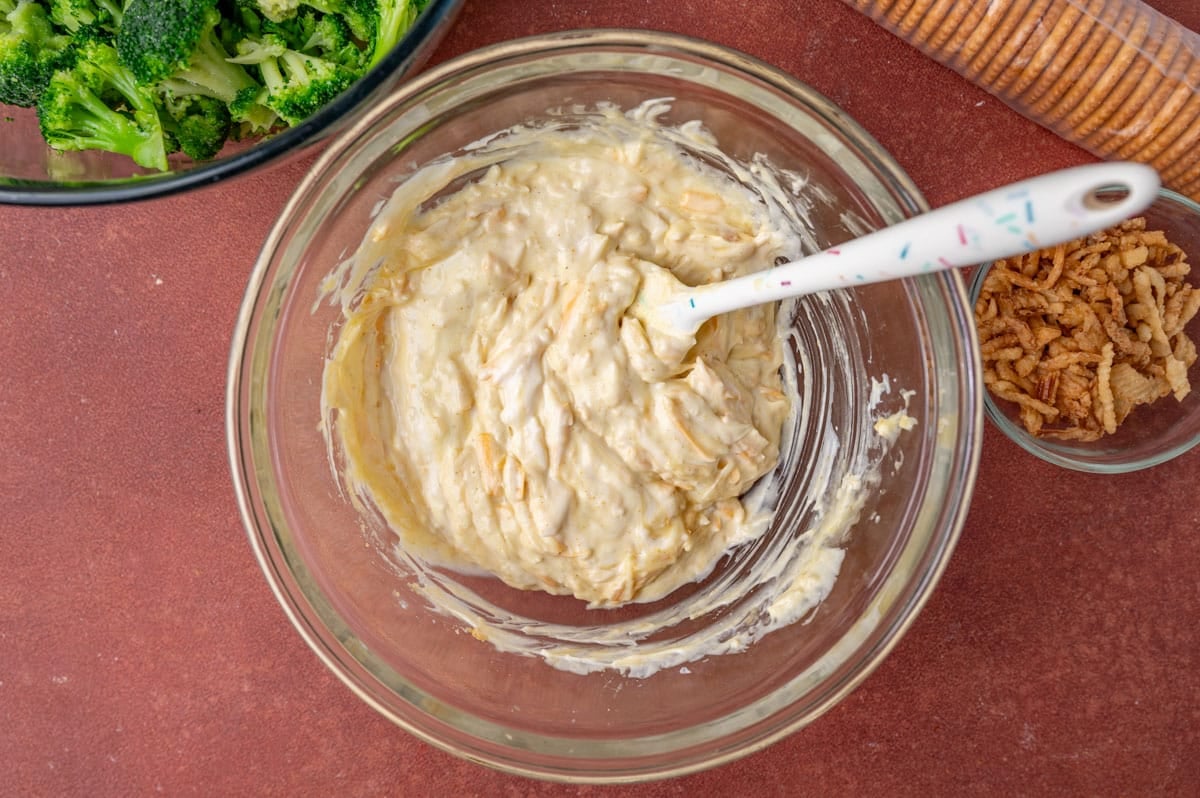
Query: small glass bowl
0 0 462 206
968 187 1200 473
228 30 983 782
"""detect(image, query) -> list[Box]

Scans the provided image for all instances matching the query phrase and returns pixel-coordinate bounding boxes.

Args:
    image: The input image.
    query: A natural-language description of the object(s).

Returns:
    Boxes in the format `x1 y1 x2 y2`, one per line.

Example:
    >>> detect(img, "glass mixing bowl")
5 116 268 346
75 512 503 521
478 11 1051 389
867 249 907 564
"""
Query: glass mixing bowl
0 0 462 206
227 30 983 782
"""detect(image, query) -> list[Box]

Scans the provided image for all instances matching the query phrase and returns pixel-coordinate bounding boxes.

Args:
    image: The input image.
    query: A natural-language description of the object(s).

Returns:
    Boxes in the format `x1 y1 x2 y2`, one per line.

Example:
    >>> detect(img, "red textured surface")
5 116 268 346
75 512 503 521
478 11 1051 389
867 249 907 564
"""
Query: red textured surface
3 1 1199 795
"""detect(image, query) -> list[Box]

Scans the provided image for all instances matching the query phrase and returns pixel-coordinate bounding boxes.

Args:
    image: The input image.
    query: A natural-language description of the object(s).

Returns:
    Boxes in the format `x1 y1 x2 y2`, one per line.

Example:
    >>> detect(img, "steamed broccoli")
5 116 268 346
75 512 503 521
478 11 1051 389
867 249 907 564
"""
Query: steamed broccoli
0 1 71 107
119 0 284 152
0 0 436 169
228 32 355 125
301 11 361 65
248 0 424 69
36 31 168 170
367 0 424 68
118 0 258 105
47 0 123 35
254 0 318 23
263 7 361 66
228 83 280 137
253 1 353 25
160 92 232 160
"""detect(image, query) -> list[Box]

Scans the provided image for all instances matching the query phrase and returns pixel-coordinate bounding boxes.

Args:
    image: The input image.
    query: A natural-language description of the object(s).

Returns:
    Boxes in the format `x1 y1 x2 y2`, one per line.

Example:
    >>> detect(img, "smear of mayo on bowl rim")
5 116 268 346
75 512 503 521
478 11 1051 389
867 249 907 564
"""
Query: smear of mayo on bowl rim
317 100 917 677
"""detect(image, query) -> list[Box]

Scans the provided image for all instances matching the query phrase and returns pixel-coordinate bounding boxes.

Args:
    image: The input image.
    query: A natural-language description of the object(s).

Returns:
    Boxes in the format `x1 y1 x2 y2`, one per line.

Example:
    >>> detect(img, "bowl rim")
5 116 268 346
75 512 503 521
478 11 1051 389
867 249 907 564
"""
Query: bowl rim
226 27 983 782
967 186 1200 474
0 0 463 207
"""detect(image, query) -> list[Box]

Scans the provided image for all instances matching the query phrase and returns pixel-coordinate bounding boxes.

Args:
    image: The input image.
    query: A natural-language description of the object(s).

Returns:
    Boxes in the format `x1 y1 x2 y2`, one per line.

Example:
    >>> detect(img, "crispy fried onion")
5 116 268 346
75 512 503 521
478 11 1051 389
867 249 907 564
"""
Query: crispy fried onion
974 218 1197 441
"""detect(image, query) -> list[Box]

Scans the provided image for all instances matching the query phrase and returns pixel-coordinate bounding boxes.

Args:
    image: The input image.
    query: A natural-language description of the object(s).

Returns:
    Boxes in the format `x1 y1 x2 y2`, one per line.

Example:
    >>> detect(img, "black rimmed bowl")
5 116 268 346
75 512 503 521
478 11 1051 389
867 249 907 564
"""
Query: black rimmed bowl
0 0 462 206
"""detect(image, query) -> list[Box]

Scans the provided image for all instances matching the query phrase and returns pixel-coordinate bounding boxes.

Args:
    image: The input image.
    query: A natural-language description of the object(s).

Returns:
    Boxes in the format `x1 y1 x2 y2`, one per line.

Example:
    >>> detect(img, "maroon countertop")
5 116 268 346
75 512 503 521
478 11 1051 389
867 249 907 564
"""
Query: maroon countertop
3 1 1198 795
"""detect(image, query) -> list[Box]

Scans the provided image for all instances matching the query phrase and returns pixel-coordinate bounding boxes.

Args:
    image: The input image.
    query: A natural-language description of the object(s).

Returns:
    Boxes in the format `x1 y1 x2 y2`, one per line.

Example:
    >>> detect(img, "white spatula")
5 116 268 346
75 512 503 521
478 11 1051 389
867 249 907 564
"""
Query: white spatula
644 162 1160 336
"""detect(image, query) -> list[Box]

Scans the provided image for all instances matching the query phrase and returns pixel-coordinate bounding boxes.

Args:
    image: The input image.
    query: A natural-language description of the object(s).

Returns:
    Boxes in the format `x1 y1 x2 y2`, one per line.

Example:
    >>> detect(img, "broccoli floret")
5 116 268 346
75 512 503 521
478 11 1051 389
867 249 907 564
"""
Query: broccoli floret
47 0 124 35
228 32 354 125
248 0 381 57
216 0 265 53
301 11 360 65
340 0 424 69
333 0 374 43
253 0 302 22
228 82 279 137
370 0 421 68
36 32 168 170
160 92 231 159
257 7 361 66
0 1 72 107
252 0 348 24
117 0 213 83
14 0 402 168
118 0 259 106
242 6 314 52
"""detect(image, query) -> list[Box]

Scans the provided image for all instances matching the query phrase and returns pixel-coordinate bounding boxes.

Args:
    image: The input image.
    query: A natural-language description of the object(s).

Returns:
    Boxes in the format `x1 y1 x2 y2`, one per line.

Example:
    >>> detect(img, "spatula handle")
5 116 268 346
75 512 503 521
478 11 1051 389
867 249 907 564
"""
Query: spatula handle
666 162 1160 332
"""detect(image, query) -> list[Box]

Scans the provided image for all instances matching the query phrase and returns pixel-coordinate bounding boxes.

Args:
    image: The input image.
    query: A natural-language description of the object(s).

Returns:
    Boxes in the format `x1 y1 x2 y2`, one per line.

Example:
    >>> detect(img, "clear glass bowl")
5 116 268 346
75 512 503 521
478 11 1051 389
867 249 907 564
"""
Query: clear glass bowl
227 30 983 782
968 188 1200 473
0 0 462 206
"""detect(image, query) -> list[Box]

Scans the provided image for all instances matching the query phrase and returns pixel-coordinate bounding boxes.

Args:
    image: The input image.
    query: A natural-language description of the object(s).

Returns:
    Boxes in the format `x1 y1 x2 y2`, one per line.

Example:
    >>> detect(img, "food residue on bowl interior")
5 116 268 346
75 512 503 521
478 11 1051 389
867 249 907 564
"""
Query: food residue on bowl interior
317 100 917 676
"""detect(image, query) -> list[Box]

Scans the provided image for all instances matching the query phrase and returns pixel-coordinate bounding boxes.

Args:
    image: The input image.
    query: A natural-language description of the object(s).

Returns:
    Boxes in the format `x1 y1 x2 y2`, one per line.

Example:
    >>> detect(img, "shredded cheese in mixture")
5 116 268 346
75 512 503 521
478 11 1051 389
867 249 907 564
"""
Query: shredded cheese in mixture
322 112 794 607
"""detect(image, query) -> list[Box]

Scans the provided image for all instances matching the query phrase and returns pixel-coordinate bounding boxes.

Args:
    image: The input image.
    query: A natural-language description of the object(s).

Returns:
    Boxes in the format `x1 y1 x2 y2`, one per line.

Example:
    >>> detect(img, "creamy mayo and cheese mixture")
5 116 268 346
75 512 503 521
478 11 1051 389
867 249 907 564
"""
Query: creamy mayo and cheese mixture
321 107 794 607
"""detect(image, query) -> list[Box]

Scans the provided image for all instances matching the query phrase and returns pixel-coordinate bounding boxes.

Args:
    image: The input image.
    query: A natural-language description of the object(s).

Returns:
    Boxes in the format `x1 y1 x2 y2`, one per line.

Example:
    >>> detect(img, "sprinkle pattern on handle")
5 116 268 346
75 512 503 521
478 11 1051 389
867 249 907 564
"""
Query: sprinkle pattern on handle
660 162 1161 335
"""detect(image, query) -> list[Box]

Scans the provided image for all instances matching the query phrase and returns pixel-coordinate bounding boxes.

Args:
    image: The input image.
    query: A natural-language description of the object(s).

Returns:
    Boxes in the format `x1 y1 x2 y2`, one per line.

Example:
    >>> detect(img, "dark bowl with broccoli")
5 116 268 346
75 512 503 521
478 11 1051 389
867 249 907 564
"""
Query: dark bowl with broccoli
0 0 463 205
